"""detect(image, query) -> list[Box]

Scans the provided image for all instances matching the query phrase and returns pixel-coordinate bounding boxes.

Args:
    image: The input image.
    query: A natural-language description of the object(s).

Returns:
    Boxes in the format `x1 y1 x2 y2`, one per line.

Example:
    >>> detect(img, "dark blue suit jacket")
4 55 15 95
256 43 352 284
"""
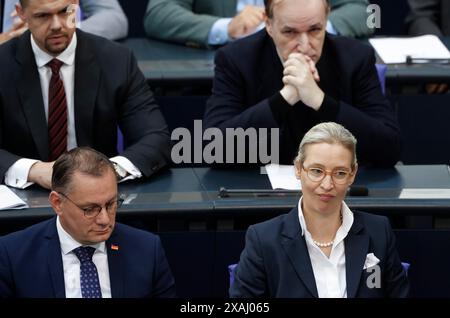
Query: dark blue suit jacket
230 207 409 298
0 218 176 298
204 30 401 167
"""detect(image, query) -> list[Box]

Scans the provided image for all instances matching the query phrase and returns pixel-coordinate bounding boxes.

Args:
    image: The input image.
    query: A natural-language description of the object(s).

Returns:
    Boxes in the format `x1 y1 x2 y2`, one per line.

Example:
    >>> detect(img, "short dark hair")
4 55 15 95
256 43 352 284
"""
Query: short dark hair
264 0 330 19
51 147 116 193
19 0 28 7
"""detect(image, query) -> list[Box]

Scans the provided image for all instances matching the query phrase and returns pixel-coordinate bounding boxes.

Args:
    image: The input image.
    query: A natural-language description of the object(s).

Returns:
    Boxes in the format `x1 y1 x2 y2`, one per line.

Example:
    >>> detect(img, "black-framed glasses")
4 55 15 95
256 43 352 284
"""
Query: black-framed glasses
58 192 124 219
302 165 354 185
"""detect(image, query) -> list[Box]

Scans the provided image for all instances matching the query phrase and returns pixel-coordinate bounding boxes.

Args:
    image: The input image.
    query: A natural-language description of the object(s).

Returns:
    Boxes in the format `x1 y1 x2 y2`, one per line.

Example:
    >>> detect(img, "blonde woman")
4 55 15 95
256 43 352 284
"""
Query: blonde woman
230 122 409 298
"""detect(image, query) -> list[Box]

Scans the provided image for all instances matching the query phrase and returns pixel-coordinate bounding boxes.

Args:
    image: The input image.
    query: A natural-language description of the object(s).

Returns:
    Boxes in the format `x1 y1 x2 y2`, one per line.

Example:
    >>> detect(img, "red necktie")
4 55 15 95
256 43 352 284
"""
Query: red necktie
47 59 68 161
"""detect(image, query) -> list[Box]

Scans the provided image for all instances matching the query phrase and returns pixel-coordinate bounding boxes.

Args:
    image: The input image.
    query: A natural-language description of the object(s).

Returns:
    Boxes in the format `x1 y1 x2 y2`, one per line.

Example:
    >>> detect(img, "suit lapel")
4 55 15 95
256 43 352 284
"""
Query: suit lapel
45 219 66 298
345 219 369 298
107 231 124 298
73 30 100 147
16 32 49 160
257 31 284 99
316 35 341 102
281 207 318 298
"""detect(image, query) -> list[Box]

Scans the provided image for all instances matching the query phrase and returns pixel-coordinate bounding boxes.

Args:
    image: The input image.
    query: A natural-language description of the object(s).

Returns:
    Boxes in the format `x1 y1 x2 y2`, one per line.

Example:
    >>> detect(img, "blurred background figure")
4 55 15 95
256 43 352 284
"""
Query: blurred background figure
144 0 374 48
405 0 450 37
0 0 128 44
405 0 449 94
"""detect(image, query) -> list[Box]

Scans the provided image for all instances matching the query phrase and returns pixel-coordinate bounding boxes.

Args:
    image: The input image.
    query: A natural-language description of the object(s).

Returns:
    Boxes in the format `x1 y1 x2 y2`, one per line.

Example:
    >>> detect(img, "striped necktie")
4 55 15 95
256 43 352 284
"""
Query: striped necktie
47 58 68 161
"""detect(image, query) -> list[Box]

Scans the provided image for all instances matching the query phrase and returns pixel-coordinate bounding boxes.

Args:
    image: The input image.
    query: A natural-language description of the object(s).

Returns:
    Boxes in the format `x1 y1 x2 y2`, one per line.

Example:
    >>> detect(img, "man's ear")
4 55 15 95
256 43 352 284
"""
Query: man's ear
265 18 274 38
49 191 63 216
15 4 26 22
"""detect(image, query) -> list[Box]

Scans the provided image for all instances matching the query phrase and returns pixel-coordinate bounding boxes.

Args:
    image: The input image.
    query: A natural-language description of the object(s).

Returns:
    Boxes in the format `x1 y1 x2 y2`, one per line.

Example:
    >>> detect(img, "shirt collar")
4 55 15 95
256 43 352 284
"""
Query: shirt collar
31 32 77 68
56 216 105 255
297 196 354 242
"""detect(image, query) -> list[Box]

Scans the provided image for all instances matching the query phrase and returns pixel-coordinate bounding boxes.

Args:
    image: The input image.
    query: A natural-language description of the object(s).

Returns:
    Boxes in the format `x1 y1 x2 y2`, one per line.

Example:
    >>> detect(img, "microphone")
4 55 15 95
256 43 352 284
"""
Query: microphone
218 186 369 198
218 187 298 198
347 185 369 196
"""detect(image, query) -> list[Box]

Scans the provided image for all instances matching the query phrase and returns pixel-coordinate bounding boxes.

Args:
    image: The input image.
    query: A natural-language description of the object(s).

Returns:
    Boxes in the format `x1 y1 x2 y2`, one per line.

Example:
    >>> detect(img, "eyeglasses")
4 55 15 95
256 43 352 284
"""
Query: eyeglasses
58 192 123 219
302 165 354 185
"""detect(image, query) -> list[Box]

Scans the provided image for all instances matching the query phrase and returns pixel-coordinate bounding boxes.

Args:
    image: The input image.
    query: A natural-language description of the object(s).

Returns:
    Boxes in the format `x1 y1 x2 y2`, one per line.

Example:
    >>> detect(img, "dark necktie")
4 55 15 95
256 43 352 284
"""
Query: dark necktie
47 59 68 161
72 246 102 298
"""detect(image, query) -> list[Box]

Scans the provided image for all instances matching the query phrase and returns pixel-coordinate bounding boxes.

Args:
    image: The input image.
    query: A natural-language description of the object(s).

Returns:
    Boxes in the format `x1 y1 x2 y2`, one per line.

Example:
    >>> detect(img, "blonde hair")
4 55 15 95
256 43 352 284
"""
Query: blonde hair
294 122 357 169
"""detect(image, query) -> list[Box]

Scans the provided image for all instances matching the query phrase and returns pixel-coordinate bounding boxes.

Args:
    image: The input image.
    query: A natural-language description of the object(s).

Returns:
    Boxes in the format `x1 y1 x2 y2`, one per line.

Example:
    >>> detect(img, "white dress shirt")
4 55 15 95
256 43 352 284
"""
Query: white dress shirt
56 216 112 298
298 197 354 298
4 33 141 188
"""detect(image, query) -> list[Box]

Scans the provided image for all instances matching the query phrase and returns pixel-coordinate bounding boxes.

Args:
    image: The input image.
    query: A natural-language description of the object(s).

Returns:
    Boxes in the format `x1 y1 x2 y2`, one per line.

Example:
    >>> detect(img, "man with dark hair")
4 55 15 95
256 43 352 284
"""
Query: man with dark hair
0 147 176 298
0 0 170 190
204 0 401 167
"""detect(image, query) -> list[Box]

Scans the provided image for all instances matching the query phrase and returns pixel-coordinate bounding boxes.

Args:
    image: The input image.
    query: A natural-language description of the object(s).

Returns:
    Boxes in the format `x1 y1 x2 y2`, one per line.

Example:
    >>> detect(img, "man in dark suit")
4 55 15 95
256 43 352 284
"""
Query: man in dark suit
204 0 401 167
0 147 176 298
406 0 450 37
0 0 170 189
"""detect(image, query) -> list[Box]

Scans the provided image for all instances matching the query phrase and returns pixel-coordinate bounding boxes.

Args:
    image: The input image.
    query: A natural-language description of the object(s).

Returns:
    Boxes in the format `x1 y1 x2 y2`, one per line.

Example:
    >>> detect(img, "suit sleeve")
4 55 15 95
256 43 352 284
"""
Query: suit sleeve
118 50 171 177
329 0 374 38
230 226 268 298
382 218 410 298
151 236 176 298
80 0 129 40
405 0 443 36
204 48 279 131
144 0 220 48
331 46 401 167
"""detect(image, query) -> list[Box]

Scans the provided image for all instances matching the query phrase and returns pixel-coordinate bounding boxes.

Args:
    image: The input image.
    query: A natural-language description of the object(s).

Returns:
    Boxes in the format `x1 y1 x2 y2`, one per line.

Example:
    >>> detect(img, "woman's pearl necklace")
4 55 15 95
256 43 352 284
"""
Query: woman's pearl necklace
312 213 343 248
312 239 334 248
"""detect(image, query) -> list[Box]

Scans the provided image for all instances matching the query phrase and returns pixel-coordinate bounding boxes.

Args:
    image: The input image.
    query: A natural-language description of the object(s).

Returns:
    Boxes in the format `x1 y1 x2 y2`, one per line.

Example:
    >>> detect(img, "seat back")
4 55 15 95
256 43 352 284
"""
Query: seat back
228 263 238 287
375 63 387 95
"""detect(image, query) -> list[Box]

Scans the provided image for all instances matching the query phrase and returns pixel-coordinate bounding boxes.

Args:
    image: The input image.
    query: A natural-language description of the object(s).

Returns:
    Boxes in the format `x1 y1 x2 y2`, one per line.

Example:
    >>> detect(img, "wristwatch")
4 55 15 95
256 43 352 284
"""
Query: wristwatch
112 162 127 180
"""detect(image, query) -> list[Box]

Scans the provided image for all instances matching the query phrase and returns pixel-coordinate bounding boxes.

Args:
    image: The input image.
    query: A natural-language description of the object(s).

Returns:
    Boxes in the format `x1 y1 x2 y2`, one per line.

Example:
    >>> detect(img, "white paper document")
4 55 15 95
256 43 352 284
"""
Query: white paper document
265 164 302 190
369 35 450 64
399 188 450 199
0 185 28 210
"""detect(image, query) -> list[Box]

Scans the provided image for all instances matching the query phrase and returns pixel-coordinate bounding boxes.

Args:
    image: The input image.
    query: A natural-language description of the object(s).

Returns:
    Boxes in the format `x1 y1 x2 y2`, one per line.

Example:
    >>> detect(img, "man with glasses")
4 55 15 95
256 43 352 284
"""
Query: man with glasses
0 147 176 298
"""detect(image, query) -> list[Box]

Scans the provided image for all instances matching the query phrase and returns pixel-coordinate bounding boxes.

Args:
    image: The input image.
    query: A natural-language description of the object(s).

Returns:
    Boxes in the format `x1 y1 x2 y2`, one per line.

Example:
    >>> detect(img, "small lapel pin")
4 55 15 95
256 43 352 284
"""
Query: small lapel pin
111 244 119 251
